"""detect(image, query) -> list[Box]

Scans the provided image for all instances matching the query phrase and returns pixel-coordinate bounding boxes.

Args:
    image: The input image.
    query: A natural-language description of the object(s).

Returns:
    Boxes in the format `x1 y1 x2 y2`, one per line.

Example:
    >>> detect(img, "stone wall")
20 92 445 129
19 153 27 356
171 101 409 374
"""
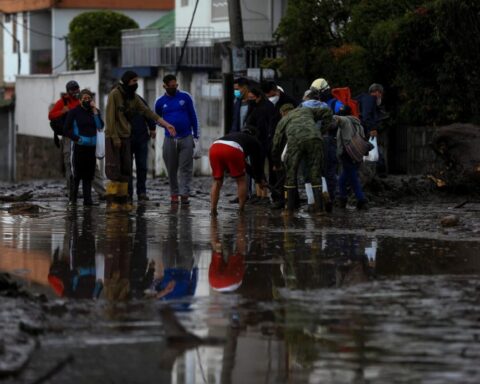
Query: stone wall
16 134 63 180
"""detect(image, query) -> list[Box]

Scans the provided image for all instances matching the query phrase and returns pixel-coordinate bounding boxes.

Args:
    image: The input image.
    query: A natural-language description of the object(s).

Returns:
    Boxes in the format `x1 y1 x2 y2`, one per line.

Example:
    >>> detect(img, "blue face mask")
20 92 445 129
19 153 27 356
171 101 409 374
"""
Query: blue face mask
234 89 242 99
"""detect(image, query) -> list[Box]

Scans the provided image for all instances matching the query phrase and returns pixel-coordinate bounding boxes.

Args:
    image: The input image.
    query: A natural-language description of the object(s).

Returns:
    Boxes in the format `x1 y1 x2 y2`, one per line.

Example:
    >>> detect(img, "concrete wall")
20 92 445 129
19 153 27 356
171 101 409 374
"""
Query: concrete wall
15 71 98 138
3 13 31 82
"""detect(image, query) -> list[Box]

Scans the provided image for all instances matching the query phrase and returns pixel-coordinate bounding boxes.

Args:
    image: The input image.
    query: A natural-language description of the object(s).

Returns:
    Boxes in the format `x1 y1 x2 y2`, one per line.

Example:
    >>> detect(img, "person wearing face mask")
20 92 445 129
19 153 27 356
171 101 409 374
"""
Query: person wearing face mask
231 77 250 133
49 80 81 196
64 89 104 206
105 71 175 211
154 74 199 205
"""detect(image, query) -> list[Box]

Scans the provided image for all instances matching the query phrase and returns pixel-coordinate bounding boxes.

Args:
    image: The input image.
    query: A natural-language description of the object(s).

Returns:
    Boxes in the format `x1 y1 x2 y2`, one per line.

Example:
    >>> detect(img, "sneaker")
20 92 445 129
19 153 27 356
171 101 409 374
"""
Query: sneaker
181 195 190 205
171 195 179 204
138 194 149 201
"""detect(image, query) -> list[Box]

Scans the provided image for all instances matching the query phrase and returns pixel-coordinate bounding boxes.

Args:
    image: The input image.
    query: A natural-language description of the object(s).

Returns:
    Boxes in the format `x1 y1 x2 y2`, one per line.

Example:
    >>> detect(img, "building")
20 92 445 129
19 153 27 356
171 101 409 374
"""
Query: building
0 0 174 98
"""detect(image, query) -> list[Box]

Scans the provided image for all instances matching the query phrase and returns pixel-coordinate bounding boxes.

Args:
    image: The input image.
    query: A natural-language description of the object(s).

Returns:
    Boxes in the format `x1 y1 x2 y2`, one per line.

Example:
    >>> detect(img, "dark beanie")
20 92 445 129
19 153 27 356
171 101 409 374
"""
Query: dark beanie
121 70 138 85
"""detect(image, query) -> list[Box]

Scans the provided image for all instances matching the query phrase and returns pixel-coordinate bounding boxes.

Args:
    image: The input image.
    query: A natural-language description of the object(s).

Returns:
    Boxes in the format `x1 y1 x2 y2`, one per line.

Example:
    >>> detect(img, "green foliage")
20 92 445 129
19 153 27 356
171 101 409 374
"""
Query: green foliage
68 11 138 70
276 0 480 125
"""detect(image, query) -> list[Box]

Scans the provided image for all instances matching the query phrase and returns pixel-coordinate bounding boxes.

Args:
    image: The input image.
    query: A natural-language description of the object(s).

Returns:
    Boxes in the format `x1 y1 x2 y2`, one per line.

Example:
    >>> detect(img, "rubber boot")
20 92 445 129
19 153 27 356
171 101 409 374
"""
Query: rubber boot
106 181 120 213
117 182 133 212
284 187 297 214
70 177 80 205
83 179 93 206
312 186 324 213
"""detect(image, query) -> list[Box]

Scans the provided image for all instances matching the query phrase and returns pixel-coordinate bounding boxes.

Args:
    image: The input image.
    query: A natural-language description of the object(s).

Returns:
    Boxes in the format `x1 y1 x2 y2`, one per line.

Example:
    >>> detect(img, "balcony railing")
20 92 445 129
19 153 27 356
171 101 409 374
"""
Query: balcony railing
121 28 280 69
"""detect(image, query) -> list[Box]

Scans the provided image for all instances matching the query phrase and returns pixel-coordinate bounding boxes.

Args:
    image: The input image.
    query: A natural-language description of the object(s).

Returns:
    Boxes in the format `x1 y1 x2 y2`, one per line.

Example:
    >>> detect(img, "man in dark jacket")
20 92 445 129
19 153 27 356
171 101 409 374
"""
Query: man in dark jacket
231 77 250 133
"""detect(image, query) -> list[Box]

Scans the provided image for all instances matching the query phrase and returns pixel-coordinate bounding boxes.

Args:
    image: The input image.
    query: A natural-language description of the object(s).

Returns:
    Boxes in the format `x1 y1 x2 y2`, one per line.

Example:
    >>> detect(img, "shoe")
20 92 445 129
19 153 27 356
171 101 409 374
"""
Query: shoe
171 195 179 204
138 194 149 201
356 199 368 210
181 195 190 205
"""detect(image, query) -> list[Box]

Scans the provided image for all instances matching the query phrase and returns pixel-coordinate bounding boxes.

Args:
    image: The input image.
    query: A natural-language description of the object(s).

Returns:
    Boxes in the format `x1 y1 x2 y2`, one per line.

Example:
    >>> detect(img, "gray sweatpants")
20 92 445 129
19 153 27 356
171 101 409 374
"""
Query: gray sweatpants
162 135 194 196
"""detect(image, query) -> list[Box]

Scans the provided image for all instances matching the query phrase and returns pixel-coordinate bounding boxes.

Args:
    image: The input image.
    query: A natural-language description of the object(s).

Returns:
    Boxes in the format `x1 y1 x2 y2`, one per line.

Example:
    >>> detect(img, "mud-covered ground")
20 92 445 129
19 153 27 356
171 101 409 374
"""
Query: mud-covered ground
1 175 480 384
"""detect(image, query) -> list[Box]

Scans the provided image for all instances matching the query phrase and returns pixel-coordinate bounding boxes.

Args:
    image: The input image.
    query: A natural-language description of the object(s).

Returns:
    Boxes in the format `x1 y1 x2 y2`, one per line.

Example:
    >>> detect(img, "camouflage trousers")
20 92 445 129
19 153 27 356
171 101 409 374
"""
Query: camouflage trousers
284 139 324 188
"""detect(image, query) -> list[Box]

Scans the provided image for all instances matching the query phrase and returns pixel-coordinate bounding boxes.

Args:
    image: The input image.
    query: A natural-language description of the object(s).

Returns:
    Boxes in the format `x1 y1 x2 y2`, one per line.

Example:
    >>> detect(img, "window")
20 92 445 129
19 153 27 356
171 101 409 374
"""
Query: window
211 0 228 21
4 14 11 23
23 13 28 53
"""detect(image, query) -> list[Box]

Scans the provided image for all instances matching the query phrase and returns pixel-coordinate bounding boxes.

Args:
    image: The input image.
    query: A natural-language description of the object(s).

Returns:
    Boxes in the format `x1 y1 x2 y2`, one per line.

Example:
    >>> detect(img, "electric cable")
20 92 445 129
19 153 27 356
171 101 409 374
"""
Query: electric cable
175 0 200 74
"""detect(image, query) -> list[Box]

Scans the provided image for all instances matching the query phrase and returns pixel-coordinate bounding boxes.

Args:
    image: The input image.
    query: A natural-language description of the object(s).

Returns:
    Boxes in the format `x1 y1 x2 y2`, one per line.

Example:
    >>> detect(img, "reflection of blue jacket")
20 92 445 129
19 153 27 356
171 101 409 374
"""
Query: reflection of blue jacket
154 268 198 301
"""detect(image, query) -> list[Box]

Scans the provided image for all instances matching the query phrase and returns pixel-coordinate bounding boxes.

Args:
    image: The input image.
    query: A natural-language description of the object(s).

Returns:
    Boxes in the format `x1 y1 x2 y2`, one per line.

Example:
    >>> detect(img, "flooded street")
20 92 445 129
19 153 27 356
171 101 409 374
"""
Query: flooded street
1 177 480 383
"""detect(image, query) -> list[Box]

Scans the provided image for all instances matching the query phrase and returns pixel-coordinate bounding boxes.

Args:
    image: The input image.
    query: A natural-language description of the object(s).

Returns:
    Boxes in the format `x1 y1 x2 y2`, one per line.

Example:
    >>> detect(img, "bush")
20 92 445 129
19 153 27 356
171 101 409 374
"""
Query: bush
68 11 138 70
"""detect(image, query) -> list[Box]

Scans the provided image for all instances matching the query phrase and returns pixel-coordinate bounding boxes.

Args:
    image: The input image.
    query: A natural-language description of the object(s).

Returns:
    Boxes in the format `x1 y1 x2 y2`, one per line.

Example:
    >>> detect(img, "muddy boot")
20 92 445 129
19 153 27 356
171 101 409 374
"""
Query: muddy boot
284 187 297 215
82 179 93 206
70 177 80 205
312 186 324 213
118 182 133 212
106 181 120 213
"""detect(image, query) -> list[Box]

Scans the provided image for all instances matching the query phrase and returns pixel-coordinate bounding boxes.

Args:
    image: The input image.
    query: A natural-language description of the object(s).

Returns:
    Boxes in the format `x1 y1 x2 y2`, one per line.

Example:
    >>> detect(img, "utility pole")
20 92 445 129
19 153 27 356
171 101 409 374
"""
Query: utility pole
228 0 247 76
224 0 246 134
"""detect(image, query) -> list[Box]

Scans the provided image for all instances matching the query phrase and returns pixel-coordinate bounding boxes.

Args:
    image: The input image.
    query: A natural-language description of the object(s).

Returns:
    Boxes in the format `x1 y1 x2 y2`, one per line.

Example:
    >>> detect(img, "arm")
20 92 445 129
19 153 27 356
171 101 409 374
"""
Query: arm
360 95 377 136
63 110 76 140
271 116 289 166
185 94 199 139
105 91 120 146
48 98 67 120
136 96 176 136
312 107 333 127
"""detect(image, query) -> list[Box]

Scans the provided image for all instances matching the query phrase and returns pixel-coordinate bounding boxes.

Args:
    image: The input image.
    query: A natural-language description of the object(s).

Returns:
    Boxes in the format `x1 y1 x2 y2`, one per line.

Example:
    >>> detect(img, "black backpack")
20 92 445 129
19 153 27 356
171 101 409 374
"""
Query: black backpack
49 98 68 136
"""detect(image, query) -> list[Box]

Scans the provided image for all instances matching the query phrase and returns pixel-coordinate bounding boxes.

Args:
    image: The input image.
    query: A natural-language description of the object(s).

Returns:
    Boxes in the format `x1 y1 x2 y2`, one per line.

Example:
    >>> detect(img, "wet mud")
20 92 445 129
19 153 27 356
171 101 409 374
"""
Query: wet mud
1 176 480 383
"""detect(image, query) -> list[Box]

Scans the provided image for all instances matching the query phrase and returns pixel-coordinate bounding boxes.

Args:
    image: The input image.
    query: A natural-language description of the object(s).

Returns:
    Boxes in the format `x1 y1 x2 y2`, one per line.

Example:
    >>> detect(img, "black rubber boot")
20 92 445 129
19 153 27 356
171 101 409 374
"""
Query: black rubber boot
83 179 93 206
285 188 297 213
70 177 80 205
312 187 324 212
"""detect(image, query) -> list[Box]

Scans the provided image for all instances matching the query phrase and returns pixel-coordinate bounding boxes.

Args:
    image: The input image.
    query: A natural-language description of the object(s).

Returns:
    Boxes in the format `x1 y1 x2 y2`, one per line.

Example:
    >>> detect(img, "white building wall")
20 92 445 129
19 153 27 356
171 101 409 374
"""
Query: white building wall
3 13 31 83
15 70 98 138
175 0 283 42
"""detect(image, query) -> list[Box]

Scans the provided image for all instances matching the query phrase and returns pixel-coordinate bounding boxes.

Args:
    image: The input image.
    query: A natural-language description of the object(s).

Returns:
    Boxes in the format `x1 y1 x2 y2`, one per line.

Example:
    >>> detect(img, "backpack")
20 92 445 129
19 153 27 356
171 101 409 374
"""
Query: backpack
331 87 360 118
49 97 68 136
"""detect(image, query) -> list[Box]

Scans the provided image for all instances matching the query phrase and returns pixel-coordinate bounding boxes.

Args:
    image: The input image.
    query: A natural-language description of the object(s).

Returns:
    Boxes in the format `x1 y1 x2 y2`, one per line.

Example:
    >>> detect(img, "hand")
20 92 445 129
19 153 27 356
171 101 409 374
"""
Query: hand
62 106 69 113
149 130 156 139
90 100 98 114
370 129 378 137
166 123 176 137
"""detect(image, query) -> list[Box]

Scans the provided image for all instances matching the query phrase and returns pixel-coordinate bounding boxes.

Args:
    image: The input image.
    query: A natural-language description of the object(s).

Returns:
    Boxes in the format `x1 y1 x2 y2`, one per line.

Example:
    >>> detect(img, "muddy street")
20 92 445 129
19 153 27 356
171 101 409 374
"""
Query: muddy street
1 177 480 384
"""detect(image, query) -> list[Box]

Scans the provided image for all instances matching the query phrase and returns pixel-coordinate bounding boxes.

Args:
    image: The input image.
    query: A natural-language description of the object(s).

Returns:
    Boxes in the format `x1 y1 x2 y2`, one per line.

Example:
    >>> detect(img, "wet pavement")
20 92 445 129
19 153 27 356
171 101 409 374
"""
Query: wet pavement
1 177 480 383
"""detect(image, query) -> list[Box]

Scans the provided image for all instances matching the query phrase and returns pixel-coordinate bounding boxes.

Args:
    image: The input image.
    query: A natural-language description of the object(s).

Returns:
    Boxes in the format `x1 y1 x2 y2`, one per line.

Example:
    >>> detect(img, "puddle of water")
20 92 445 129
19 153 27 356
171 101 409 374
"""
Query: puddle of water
1 206 480 383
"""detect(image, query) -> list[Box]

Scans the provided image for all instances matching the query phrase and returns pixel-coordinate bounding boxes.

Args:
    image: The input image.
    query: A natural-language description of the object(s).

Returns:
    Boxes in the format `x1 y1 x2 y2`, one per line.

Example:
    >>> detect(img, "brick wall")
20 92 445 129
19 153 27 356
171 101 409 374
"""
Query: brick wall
16 134 63 180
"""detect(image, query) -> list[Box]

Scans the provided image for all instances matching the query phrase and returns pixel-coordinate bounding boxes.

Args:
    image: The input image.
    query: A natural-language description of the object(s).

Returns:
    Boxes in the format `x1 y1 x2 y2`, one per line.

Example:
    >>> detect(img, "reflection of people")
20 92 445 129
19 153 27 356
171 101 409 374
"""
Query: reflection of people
147 211 198 306
48 210 102 299
208 217 246 292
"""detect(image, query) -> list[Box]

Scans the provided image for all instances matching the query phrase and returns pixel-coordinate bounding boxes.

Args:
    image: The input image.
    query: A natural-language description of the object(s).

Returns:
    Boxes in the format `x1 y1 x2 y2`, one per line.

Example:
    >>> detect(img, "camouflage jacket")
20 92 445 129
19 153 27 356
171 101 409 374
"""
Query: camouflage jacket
271 107 333 165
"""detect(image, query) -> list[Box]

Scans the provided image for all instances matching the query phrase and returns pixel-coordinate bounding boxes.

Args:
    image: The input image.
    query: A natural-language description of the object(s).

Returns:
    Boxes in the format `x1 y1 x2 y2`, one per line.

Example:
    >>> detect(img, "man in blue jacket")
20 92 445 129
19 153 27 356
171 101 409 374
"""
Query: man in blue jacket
155 74 200 204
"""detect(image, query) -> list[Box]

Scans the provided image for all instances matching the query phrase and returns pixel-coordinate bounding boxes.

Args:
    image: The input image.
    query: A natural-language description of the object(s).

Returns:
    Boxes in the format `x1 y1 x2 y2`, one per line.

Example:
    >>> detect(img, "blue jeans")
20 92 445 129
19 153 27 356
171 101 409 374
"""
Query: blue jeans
129 137 149 197
338 154 365 202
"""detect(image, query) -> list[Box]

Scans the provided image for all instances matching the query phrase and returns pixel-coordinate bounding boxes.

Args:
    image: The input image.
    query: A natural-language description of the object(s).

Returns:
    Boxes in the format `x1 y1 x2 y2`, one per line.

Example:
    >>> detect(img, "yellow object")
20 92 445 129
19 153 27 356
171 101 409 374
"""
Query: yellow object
117 182 129 197
106 181 119 196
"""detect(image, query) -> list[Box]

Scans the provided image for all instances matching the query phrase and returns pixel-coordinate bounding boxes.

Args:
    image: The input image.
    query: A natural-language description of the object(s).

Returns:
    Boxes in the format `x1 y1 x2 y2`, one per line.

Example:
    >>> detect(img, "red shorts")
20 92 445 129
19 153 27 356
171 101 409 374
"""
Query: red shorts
209 141 245 179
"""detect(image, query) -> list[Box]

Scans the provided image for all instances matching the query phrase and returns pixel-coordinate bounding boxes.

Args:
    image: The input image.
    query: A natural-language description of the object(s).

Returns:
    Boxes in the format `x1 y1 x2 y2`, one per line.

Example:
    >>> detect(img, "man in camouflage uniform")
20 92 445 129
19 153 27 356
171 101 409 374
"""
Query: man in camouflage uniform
271 107 333 212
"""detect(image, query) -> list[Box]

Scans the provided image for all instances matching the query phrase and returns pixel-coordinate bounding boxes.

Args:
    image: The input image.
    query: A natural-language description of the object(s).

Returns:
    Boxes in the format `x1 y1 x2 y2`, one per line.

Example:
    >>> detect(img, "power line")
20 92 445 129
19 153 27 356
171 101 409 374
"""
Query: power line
175 0 200 74
13 17 65 41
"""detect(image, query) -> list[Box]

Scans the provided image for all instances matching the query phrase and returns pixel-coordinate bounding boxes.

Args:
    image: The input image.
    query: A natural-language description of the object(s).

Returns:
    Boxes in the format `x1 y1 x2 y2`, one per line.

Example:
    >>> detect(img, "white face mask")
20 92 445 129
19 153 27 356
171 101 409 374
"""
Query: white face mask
376 97 382 106
269 95 280 105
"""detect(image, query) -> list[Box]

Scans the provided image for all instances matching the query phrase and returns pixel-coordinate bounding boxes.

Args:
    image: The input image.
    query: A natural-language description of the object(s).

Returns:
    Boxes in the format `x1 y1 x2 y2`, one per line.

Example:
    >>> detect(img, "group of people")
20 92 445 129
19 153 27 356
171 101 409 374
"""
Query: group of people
209 77 386 216
48 71 385 216
48 72 199 211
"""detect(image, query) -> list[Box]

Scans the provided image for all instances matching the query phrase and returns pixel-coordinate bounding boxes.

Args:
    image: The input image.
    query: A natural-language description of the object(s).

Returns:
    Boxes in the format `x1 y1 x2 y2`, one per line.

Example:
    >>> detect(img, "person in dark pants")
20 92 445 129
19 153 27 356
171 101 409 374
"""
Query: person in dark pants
64 89 104 206
128 96 156 202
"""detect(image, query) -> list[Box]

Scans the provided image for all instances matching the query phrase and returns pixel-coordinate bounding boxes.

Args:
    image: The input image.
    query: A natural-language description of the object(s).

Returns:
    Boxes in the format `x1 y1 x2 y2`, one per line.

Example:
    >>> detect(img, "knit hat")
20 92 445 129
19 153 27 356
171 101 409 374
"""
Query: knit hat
121 70 138 85
368 83 384 93
65 80 79 91
310 78 330 92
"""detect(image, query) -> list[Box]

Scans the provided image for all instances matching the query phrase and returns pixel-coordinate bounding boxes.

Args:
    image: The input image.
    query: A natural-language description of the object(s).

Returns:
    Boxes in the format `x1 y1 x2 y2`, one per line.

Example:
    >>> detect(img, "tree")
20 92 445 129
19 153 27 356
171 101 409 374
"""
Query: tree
68 11 138 70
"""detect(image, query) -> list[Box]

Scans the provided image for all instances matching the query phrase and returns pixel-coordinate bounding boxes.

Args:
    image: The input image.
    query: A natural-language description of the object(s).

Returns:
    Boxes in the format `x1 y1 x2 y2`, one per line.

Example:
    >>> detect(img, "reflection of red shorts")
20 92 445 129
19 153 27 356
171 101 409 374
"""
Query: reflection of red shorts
209 141 245 179
209 252 245 292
